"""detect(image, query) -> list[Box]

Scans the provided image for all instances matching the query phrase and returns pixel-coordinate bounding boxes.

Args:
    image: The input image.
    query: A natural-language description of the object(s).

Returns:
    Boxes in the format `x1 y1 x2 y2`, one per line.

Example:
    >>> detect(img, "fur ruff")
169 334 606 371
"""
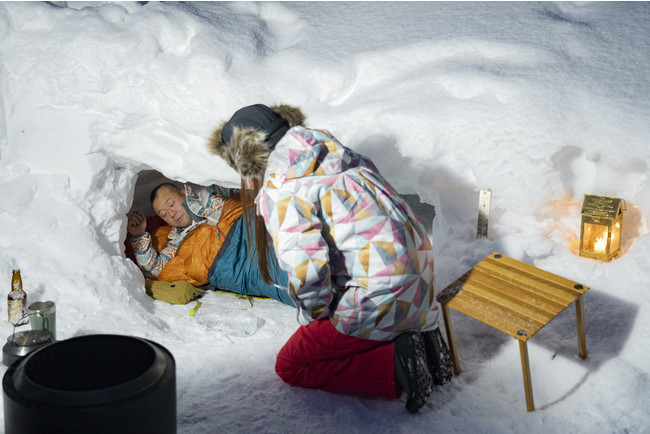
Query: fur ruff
207 104 306 178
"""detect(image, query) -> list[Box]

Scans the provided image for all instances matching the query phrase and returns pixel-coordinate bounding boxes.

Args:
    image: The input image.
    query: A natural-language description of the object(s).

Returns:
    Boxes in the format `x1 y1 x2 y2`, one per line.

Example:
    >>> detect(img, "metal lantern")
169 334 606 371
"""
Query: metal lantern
579 194 624 262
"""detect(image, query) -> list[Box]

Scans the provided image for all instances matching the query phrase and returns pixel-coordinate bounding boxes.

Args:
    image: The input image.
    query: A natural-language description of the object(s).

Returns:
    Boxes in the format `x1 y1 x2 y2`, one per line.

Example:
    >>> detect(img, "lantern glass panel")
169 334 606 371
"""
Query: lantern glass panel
582 222 609 255
611 221 621 253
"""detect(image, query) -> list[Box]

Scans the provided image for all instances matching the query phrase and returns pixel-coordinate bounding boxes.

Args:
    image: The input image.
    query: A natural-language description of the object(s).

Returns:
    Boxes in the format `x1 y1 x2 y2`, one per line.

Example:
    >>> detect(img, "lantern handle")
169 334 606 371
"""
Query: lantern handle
621 199 627 211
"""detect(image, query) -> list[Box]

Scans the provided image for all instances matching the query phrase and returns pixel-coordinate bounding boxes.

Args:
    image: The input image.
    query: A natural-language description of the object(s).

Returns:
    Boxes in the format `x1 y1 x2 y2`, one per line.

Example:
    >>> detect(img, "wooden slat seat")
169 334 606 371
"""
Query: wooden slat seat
437 252 589 411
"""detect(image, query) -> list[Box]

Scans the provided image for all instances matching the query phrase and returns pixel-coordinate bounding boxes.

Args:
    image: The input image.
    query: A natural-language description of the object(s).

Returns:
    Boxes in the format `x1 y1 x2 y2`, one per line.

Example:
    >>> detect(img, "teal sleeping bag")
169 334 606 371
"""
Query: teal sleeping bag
208 215 295 307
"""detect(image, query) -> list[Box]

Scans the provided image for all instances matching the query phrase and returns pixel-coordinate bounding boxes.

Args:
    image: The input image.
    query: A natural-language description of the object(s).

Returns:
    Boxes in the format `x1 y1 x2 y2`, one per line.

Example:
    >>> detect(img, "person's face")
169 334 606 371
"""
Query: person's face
152 187 191 228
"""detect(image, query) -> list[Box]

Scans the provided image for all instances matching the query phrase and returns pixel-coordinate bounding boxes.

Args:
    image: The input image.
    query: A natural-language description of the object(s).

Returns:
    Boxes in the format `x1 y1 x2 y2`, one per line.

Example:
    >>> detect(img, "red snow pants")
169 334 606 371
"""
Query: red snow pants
275 319 401 399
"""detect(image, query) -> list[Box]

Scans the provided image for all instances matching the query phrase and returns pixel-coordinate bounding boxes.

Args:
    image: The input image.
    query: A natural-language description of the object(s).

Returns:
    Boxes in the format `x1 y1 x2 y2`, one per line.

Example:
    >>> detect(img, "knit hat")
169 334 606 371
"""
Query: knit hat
207 104 306 178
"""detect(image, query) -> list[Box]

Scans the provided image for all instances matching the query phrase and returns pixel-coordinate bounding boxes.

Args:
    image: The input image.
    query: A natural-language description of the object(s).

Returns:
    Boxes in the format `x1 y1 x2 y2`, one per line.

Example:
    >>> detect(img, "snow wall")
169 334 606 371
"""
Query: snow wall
0 0 648 370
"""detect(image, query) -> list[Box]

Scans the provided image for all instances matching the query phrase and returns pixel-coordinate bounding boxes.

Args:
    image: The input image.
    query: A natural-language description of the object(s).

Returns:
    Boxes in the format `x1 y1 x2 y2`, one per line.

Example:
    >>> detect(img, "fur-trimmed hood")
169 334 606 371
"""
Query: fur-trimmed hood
207 104 306 179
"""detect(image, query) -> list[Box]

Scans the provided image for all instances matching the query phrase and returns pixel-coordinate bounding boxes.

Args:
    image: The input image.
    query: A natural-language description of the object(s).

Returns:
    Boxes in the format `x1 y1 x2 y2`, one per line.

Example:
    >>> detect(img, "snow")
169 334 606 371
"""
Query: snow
1 1 649 432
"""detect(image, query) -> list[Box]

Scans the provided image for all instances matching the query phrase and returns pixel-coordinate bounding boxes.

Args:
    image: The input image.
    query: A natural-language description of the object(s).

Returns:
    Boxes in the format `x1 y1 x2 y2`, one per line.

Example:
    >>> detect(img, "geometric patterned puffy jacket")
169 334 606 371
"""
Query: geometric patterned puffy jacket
256 126 440 341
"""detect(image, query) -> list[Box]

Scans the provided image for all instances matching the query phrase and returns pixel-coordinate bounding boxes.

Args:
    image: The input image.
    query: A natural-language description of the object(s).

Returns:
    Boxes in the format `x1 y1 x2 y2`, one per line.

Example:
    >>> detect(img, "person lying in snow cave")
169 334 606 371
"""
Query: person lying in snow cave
206 103 453 413
127 182 295 307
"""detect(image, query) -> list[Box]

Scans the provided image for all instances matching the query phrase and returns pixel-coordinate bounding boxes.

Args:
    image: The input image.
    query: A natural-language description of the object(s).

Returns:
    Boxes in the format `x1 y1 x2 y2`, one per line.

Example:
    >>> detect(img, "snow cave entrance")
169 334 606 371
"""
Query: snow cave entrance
128 169 205 220
125 168 438 258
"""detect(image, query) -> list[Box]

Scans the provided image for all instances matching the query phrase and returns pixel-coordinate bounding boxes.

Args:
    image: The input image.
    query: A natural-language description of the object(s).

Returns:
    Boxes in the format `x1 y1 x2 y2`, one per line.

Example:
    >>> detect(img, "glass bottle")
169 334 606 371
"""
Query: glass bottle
8 269 27 325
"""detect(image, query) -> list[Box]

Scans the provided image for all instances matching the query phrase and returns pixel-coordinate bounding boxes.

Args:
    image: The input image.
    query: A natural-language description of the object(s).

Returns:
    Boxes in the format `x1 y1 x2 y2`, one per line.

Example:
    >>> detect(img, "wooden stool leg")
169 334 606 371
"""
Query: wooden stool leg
575 294 588 359
441 304 461 375
518 340 535 412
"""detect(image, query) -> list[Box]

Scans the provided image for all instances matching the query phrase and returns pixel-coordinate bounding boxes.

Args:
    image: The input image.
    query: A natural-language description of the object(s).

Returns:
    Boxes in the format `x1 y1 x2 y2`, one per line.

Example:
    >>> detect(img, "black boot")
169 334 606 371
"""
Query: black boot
394 332 433 413
423 327 453 386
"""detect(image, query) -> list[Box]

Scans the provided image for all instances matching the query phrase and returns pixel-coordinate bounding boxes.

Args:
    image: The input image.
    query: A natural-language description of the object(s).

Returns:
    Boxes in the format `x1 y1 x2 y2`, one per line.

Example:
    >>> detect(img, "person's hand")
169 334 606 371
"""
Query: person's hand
127 210 147 237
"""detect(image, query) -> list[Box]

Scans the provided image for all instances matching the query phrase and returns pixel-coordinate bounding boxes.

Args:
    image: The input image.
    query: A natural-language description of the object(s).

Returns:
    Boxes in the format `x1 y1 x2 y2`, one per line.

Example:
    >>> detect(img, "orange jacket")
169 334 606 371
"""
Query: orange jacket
155 196 243 286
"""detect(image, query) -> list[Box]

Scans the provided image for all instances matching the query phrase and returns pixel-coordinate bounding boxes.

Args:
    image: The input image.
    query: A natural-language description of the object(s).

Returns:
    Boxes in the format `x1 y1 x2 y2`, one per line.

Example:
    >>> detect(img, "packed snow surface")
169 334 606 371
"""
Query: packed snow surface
1 2 649 433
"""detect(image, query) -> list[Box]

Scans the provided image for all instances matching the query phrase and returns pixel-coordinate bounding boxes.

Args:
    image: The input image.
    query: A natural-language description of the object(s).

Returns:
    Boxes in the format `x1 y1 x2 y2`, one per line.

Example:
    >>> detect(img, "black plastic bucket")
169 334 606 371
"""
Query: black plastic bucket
3 334 176 434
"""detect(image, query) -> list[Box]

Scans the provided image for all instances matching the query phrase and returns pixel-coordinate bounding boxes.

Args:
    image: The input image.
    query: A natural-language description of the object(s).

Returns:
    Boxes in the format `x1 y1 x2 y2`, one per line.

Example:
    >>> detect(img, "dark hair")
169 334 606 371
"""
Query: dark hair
150 183 182 207
240 178 274 284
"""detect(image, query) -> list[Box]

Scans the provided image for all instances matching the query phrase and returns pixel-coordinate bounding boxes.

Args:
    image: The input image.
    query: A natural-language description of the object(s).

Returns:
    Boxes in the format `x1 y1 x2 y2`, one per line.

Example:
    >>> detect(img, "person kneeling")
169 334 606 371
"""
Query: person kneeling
207 104 452 413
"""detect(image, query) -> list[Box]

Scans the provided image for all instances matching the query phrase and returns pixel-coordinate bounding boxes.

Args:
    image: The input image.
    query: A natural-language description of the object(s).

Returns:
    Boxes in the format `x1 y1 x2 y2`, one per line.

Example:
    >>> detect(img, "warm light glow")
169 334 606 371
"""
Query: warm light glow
594 235 607 253
583 222 609 254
